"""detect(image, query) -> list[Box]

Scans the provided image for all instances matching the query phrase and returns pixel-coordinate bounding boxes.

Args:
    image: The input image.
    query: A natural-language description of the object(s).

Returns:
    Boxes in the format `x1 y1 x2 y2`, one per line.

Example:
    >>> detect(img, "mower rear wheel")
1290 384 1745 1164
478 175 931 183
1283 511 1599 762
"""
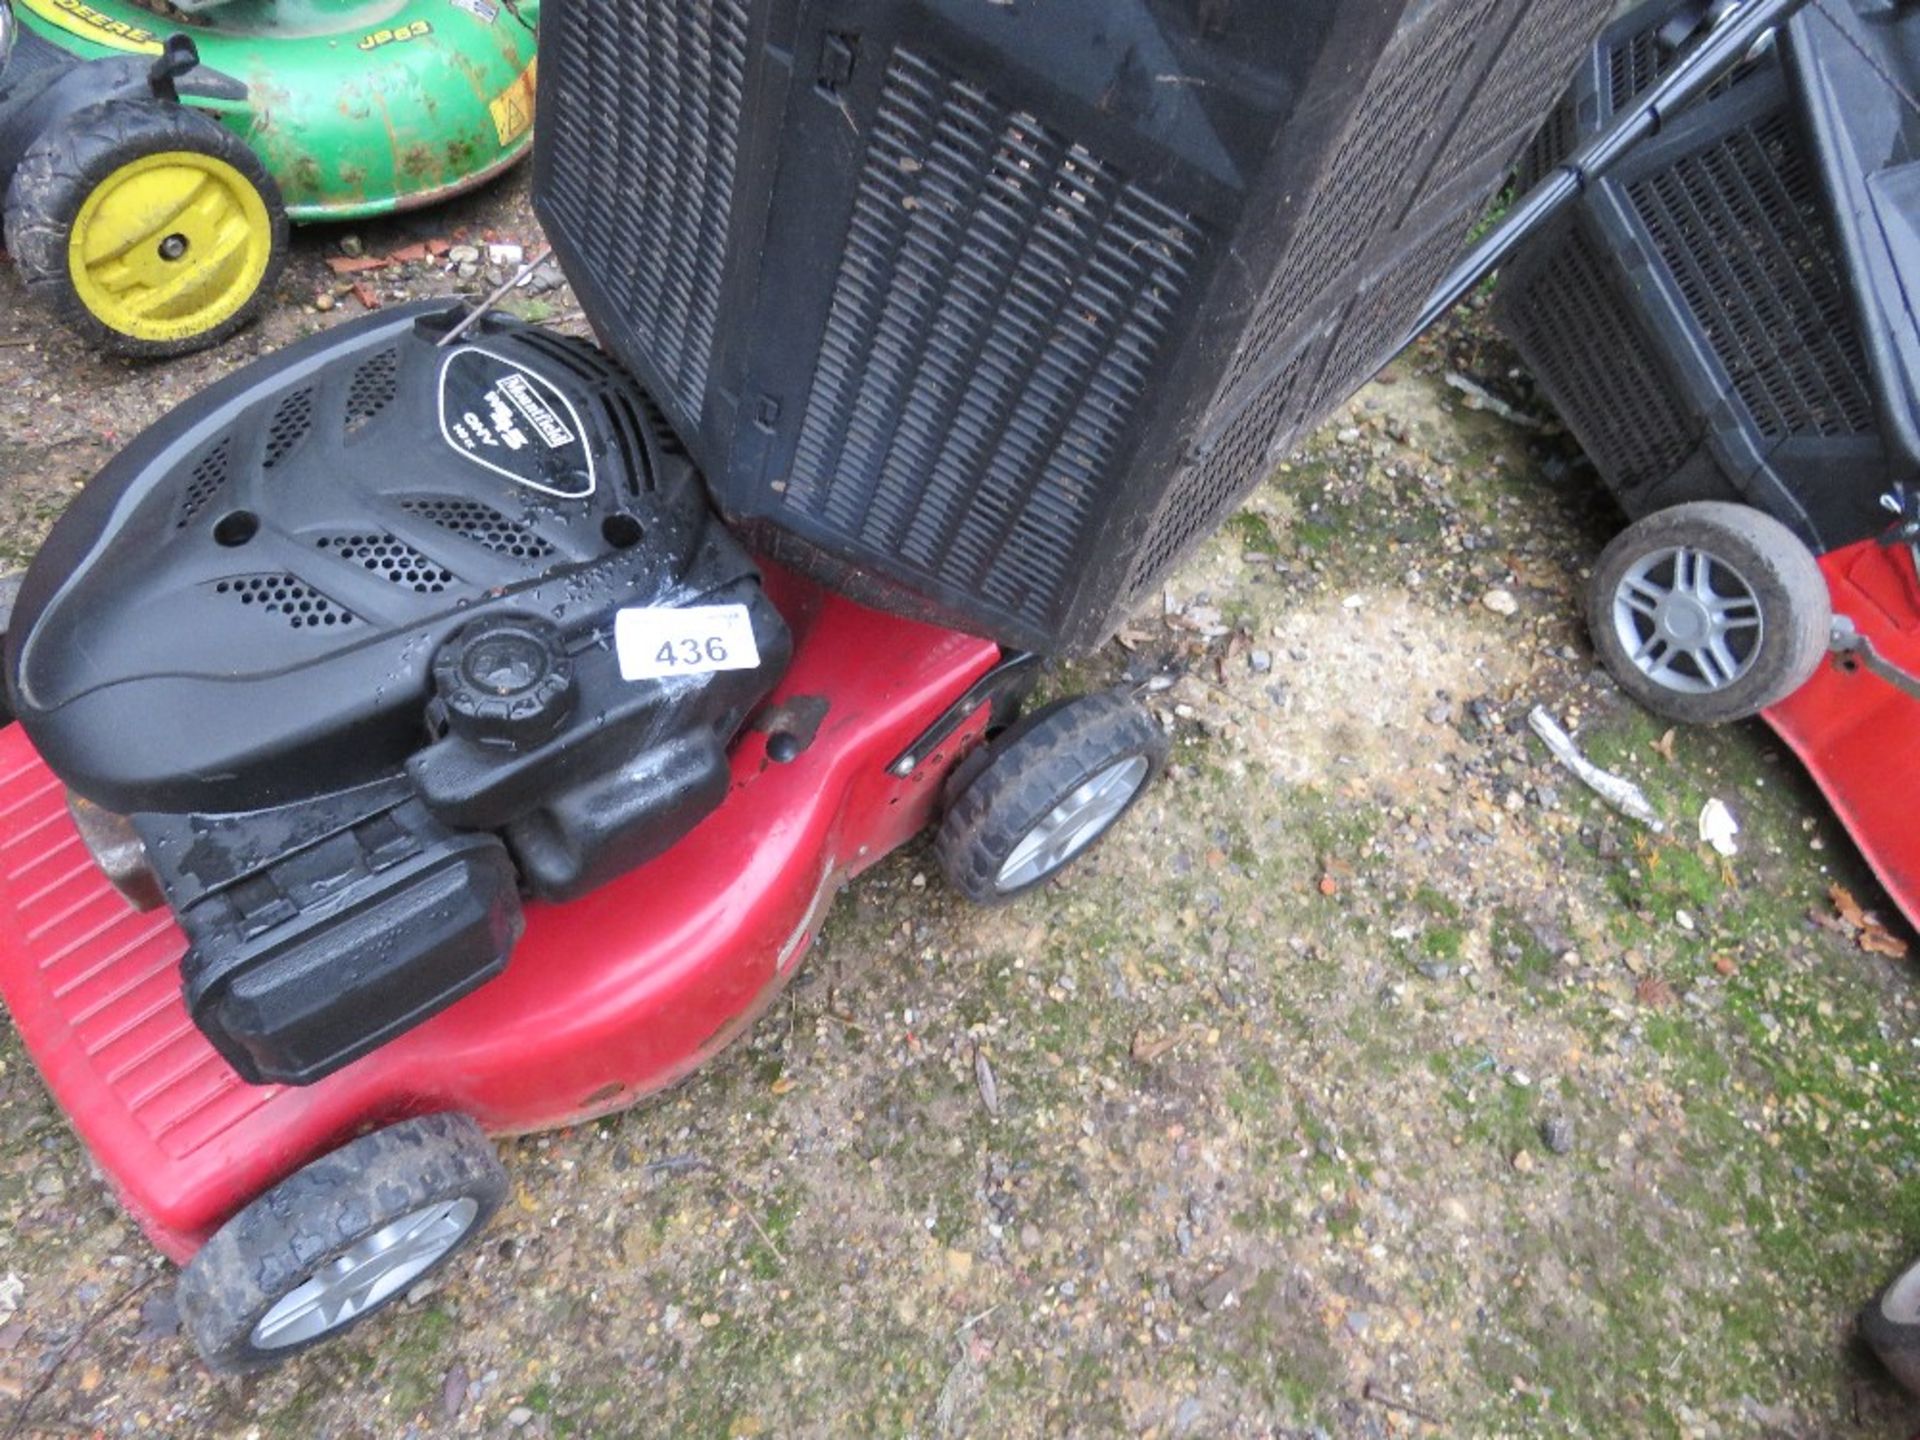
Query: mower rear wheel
937 689 1166 903
176 1113 505 1374
1862 1255 1920 1396
1586 502 1830 725
0 572 21 727
4 98 287 358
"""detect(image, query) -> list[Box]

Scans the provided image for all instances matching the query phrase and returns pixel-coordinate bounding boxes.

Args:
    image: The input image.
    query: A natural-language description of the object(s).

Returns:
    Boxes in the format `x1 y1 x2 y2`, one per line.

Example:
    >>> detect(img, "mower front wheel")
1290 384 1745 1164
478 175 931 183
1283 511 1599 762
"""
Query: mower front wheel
1863 1255 1920 1396
176 1113 505 1374
1586 502 1830 725
0 572 21 727
937 689 1167 903
4 98 287 358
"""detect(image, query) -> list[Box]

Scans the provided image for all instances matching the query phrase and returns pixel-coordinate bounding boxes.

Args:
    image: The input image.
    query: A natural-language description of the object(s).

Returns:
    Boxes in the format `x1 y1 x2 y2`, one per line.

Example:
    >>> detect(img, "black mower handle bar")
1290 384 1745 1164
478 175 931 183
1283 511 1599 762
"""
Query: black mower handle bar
1405 0 1817 344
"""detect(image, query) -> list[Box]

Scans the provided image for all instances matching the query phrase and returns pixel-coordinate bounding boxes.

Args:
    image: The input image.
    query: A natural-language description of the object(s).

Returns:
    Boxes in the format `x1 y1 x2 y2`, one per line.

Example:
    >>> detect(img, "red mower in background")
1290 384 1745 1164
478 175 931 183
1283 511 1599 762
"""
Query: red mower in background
1492 0 1920 936
0 0 1827 1377
1487 0 1920 1391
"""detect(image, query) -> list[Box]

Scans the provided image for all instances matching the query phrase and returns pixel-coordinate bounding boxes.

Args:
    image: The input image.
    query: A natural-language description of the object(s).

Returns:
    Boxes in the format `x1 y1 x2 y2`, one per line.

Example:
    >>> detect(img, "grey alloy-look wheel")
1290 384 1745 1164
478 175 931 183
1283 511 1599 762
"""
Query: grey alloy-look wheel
937 689 1167 903
1862 1255 1920 1397
1587 502 1830 724
176 1113 505 1374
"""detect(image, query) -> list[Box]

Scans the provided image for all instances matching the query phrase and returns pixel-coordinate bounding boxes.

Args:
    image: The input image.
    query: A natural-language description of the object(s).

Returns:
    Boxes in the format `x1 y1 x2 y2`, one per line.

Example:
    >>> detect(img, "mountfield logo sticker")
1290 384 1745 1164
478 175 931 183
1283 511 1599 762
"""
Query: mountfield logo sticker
438 348 595 499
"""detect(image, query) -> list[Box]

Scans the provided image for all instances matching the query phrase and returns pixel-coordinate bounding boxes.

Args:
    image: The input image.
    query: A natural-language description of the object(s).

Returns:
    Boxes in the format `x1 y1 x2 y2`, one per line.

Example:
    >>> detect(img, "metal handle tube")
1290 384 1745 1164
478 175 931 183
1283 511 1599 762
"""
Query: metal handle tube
1405 0 1817 342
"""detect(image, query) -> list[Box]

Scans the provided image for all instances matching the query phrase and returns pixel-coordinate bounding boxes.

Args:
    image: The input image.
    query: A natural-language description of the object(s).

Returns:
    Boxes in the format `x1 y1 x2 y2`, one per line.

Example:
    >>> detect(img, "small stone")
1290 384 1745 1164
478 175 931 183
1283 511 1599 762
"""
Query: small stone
507 1406 533 1427
1510 1148 1536 1174
1541 1116 1575 1155
487 242 526 266
1481 588 1519 617
447 243 481 265
339 234 364 258
1336 427 1362 443
1198 1263 1253 1312
1020 1222 1042 1250
313 291 336 313
1675 909 1696 932
1249 649 1272 674
456 261 481 281
1425 701 1453 726
945 1248 974 1279
700 1311 721 1328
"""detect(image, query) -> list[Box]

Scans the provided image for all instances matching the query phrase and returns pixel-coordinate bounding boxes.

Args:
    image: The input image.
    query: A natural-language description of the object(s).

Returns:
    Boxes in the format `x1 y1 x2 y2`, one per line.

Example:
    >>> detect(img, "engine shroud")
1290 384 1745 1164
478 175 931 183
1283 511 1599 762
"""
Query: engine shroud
4 305 792 1084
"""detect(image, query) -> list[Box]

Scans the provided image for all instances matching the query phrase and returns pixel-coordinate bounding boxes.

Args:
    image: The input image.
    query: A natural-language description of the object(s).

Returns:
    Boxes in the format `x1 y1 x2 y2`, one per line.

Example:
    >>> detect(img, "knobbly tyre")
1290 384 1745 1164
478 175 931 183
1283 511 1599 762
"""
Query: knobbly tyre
1 0 537 356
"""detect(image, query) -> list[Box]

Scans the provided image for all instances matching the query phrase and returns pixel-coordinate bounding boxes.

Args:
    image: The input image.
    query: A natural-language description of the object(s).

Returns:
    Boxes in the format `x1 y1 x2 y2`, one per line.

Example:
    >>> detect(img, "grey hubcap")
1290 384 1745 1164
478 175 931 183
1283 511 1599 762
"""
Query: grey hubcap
249 1197 479 1350
1611 545 1763 695
1884 1259 1920 1327
996 755 1149 892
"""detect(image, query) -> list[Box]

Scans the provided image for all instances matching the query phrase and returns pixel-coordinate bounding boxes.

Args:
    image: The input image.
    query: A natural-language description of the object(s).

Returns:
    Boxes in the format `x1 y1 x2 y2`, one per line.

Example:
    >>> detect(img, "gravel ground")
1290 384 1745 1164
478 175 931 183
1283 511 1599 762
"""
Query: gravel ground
2 168 1919 1440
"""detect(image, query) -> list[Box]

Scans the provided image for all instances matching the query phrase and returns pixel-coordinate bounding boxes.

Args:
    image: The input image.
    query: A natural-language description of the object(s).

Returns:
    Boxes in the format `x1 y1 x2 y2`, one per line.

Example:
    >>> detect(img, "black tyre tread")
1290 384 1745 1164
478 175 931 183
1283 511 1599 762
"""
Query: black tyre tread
3 98 287 358
936 689 1166 904
1862 1263 1920 1397
177 1113 505 1375
0 570 21 728
1586 501 1830 725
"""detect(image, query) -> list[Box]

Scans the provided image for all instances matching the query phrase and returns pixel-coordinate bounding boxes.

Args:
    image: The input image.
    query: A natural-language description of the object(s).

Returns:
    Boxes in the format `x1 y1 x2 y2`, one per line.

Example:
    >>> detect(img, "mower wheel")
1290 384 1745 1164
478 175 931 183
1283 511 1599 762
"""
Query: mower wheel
1862 1255 1920 1396
0 572 20 727
936 689 1166 903
4 98 287 358
177 1114 505 1374
1586 502 1830 725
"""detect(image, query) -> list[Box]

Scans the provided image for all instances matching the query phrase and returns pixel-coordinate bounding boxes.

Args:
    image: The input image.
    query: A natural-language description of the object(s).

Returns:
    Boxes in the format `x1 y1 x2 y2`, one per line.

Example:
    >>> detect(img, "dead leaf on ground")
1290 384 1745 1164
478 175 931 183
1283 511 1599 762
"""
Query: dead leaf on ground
1634 976 1676 1009
973 1046 1000 1117
1651 728 1678 763
1829 885 1909 957
1861 927 1908 959
1130 1028 1189 1064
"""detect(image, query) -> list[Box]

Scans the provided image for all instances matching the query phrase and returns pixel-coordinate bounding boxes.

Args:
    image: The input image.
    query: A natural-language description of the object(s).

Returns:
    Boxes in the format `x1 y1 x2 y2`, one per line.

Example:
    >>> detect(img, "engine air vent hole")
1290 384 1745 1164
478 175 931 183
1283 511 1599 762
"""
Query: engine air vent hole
602 513 643 549
262 388 316 470
344 348 401 435
213 510 259 547
398 496 555 560
315 533 455 594
176 438 233 529
215 575 354 629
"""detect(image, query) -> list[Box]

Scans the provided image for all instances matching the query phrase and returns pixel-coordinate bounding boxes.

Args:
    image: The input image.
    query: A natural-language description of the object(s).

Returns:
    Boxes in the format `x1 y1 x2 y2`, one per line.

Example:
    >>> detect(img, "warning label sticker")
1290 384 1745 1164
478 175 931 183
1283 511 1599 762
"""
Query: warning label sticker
438 346 595 499
488 59 538 146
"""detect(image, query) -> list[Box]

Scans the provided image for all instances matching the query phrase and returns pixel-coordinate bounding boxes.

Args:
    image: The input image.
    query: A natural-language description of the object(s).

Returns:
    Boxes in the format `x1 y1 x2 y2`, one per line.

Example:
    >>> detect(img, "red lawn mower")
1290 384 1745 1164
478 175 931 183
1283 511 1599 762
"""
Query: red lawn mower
1486 0 1920 1392
1492 0 1920 940
0 0 1794 1375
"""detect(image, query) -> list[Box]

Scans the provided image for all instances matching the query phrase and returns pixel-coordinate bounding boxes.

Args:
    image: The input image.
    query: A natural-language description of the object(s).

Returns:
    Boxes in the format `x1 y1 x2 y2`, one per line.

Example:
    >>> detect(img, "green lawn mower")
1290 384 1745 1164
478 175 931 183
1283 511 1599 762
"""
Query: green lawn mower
0 0 538 357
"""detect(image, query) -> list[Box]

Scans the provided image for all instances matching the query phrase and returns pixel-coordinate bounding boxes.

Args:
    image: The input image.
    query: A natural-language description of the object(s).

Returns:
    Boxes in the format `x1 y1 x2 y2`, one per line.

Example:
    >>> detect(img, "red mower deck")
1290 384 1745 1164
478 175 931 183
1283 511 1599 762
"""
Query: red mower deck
1765 541 1920 933
0 582 998 1262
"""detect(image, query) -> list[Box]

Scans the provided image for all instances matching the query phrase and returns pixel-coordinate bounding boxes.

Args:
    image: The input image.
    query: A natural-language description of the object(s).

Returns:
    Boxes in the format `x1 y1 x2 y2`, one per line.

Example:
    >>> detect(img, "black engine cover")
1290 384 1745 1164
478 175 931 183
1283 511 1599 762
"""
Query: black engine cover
5 305 792 1084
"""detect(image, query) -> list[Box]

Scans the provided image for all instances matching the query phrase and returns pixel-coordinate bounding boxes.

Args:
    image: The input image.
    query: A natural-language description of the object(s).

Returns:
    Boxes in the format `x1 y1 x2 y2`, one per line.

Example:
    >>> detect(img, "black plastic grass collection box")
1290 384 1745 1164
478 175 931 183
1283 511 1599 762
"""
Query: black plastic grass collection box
536 0 1615 653
1497 0 1920 557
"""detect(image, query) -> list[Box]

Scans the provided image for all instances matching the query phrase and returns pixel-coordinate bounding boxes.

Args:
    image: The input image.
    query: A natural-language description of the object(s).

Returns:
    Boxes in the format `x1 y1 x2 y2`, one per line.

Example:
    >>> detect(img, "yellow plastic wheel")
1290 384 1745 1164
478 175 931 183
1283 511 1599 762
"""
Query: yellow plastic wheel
68 149 275 347
4 98 288 357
